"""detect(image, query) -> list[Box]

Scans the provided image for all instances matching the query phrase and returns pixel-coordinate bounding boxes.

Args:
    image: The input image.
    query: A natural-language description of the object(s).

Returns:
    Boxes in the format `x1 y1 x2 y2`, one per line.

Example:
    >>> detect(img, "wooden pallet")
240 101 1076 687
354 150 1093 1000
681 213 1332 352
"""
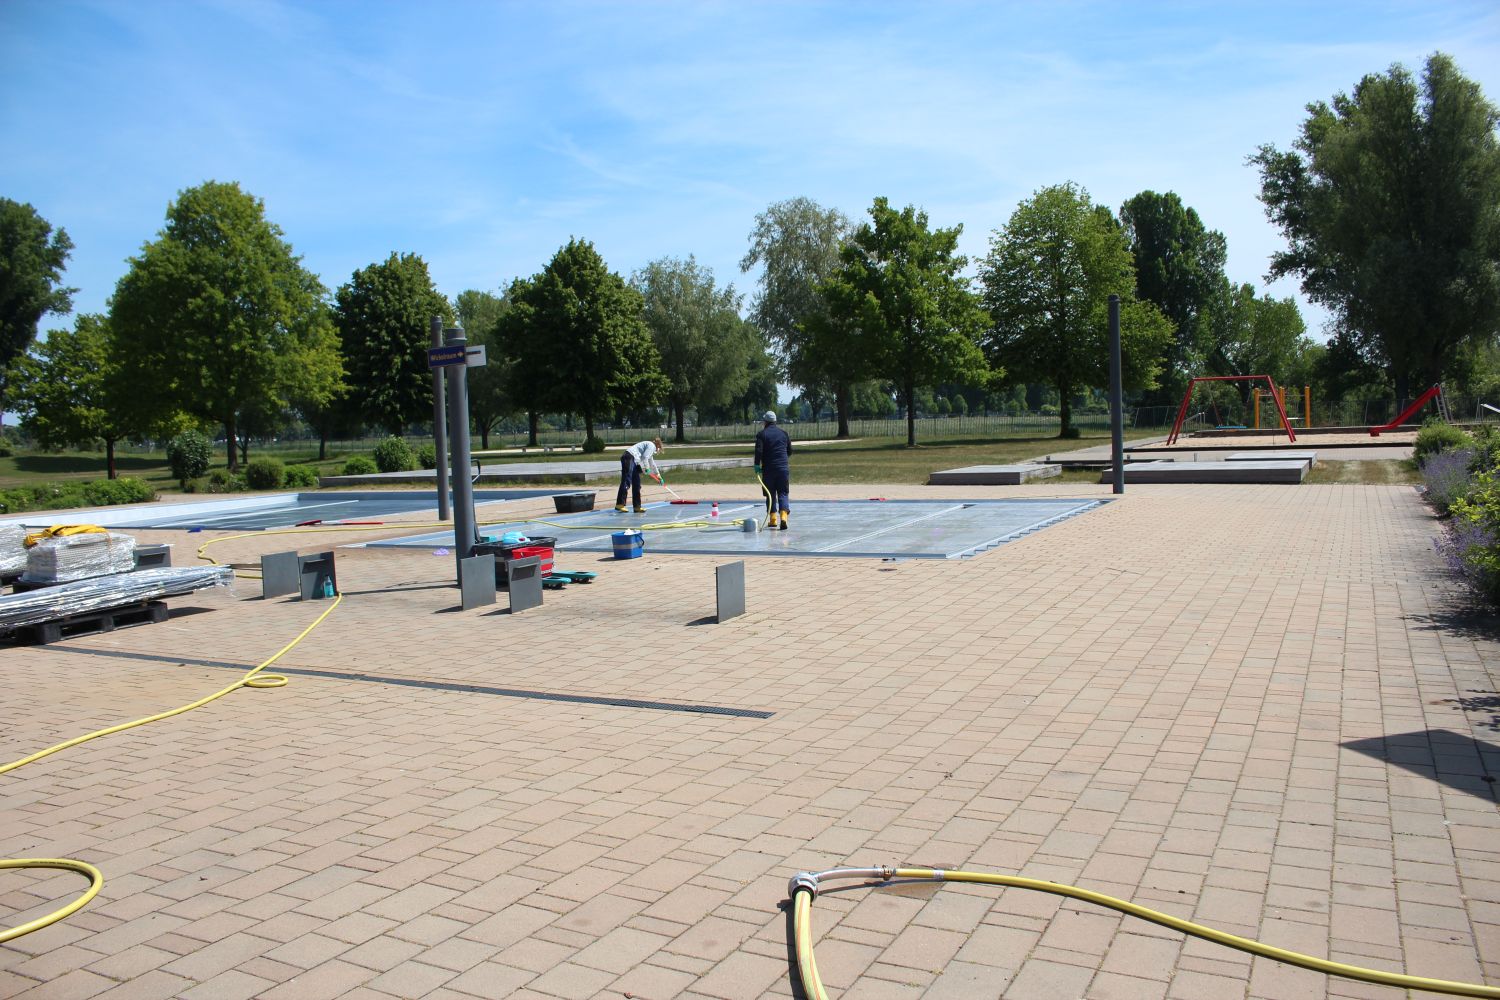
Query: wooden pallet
12 600 169 646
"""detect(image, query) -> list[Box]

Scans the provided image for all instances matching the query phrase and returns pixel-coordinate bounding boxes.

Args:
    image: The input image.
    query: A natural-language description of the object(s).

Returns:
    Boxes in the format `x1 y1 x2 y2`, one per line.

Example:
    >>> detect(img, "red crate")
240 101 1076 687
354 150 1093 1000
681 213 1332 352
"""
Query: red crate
510 545 554 576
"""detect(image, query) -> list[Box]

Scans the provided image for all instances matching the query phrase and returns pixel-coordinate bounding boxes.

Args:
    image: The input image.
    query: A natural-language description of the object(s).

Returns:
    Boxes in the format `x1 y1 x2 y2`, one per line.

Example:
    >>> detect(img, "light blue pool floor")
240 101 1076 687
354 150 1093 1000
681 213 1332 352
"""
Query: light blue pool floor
368 497 1107 560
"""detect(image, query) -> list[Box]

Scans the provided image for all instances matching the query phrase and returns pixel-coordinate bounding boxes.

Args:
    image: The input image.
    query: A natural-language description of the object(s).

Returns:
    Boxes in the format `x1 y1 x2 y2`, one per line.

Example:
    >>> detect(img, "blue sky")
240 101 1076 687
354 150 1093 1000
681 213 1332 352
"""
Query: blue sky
3 1 1498 355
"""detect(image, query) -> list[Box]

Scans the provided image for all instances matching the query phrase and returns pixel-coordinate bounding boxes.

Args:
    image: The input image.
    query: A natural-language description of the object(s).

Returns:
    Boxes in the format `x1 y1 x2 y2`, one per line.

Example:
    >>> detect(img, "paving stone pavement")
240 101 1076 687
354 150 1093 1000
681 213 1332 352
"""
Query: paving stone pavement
2 482 1497 999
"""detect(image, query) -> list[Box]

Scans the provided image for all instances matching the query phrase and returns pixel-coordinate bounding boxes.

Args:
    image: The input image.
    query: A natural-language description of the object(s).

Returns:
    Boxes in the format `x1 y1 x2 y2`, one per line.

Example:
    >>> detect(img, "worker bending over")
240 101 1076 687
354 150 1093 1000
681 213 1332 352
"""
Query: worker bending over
616 437 664 513
754 411 793 529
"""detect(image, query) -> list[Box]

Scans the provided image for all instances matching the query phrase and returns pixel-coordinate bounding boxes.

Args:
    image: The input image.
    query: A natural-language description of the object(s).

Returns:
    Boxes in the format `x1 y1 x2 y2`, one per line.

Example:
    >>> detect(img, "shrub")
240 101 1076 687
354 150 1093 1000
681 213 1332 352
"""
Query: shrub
206 469 245 493
0 478 155 514
244 457 285 490
1413 419 1472 467
342 455 377 475
582 435 607 454
418 443 438 469
1421 449 1475 515
166 430 213 483
1468 424 1500 475
373 436 414 472
283 464 320 487
82 477 156 507
0 442 12 458
1447 468 1500 605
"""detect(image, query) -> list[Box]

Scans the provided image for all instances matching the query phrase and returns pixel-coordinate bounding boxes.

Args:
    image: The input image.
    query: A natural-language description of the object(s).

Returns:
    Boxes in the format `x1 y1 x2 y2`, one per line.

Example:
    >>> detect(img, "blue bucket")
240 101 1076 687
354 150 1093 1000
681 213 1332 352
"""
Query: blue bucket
611 530 644 559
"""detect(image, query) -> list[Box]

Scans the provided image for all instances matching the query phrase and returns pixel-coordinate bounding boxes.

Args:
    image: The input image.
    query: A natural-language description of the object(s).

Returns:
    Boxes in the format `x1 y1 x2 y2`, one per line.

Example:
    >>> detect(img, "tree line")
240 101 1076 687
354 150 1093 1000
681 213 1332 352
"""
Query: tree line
2 53 1496 474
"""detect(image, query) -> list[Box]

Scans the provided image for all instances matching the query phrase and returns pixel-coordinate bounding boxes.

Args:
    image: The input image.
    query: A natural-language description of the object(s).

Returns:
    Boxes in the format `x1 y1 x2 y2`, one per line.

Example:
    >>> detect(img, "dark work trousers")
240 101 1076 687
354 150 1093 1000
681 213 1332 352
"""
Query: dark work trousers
616 452 642 509
762 468 790 514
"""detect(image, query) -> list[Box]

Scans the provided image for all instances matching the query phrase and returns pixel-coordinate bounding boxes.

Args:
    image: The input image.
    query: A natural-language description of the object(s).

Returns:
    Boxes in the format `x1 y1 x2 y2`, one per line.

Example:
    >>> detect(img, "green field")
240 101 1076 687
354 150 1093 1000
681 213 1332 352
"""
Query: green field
0 426 1418 495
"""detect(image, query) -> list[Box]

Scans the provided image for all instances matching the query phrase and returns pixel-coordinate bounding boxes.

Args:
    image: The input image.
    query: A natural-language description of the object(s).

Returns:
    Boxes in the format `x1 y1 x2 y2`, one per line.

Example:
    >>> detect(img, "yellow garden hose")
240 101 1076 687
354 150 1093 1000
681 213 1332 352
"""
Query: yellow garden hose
1 595 342 942
788 866 1499 999
0 860 102 945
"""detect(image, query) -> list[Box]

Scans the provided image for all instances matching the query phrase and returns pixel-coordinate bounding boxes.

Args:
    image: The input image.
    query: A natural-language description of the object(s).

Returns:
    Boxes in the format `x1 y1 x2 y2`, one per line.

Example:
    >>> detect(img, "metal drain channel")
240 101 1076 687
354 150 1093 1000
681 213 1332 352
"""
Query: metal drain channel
36 647 774 719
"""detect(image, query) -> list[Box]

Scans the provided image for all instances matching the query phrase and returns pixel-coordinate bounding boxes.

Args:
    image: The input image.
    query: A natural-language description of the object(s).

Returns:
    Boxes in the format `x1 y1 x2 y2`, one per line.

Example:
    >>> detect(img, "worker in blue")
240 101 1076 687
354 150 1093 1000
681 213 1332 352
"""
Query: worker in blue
615 437 664 513
754 410 793 529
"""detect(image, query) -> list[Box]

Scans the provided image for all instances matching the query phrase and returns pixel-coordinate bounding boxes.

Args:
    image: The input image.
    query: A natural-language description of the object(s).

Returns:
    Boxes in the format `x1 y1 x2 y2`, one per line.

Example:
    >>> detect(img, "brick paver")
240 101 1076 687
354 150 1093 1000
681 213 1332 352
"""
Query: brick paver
2 482 1497 998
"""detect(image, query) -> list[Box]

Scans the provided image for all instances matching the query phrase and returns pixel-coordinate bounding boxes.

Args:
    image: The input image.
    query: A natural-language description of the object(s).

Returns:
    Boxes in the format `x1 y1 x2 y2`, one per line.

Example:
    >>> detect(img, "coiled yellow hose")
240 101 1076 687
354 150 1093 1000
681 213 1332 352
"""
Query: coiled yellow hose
789 866 1499 998
1 595 342 942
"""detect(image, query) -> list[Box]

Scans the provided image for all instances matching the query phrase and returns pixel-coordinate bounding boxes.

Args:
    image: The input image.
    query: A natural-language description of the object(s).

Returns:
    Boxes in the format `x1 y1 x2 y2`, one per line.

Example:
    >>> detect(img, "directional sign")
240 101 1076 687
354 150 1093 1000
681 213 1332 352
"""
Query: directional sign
427 345 467 369
465 345 487 368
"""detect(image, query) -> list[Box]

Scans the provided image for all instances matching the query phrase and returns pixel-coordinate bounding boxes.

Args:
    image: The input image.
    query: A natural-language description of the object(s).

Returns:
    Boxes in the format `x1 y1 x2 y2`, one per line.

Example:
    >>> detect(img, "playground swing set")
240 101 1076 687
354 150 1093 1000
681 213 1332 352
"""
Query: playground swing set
1167 376 1446 445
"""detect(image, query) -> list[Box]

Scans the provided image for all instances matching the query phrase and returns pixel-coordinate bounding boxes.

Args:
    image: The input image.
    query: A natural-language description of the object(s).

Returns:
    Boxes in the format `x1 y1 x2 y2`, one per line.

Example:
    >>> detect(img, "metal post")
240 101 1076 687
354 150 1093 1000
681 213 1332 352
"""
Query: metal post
1108 295 1124 495
431 316 451 521
445 328 478 578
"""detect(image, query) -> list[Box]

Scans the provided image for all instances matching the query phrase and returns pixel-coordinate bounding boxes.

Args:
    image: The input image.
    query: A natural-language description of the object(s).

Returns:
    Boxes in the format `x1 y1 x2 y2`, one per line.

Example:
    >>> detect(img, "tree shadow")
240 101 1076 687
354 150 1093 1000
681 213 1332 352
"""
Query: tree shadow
1343 729 1499 801
13 454 162 475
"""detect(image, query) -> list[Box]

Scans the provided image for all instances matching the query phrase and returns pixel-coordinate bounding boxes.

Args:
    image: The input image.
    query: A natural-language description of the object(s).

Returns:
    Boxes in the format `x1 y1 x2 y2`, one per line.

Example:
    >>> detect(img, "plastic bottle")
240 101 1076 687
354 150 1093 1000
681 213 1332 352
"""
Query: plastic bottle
321 576 335 599
710 502 719 519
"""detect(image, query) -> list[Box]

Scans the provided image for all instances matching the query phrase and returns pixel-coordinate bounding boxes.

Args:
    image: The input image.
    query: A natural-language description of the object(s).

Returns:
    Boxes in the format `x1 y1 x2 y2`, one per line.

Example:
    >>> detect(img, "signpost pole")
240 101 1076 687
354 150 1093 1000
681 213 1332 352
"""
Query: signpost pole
430 316 450 521
444 328 478 580
1108 294 1125 495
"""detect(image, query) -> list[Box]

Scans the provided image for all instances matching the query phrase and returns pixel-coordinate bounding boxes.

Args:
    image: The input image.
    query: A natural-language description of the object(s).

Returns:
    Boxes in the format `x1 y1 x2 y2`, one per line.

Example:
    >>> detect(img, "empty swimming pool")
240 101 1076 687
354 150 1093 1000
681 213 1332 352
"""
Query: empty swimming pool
368 497 1107 560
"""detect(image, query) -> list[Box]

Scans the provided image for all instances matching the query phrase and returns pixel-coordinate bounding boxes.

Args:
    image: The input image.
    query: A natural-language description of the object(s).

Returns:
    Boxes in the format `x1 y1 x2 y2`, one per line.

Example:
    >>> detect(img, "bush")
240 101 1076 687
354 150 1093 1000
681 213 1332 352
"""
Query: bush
206 469 245 493
373 436 414 472
1413 419 1472 467
0 442 12 458
1446 468 1500 605
244 457 285 490
283 464 320 487
582 435 607 454
1421 449 1475 515
0 478 155 515
1468 424 1500 474
82 477 156 507
418 443 438 469
342 456 377 475
166 430 213 482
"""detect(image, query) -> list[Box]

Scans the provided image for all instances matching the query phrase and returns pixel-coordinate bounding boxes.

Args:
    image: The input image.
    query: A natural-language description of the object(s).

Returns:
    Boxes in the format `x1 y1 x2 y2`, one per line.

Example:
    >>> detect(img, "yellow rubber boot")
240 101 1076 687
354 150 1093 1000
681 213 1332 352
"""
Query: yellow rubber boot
779 512 788 530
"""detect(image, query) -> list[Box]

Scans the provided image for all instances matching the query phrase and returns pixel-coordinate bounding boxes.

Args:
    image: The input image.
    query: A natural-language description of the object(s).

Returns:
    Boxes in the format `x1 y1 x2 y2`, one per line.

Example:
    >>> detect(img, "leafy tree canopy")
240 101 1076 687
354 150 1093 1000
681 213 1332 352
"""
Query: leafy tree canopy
1119 191 1228 404
634 256 755 441
504 239 666 441
455 288 515 449
982 182 1173 437
818 197 992 446
1252 52 1500 402
741 197 862 434
336 251 451 435
111 180 339 469
0 198 75 414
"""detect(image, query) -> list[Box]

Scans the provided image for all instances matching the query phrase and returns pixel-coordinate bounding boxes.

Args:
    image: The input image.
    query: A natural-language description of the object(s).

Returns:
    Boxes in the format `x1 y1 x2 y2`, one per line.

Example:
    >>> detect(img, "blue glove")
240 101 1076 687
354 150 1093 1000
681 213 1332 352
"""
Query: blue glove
754 464 762 476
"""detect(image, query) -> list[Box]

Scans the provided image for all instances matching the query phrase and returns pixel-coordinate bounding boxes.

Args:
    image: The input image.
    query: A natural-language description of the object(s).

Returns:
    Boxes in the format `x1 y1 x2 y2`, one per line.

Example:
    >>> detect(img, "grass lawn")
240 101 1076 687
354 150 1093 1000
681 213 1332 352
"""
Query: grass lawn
0 429 1418 495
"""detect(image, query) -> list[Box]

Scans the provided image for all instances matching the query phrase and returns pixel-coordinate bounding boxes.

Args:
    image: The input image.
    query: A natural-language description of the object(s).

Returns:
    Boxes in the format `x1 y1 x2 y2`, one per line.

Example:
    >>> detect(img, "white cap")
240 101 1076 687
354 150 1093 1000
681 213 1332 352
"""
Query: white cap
762 410 777 422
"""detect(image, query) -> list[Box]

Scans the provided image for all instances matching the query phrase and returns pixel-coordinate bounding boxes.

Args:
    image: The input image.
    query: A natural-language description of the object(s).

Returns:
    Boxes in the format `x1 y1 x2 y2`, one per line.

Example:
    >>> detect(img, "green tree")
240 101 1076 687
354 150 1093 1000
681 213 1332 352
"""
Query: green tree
1252 53 1500 403
634 256 755 442
819 198 991 447
1119 191 1228 404
493 275 546 447
504 239 666 443
1 198 75 420
1206 283 1309 395
111 181 340 471
455 288 514 449
10 314 139 477
741 197 863 436
336 252 452 435
981 182 1173 437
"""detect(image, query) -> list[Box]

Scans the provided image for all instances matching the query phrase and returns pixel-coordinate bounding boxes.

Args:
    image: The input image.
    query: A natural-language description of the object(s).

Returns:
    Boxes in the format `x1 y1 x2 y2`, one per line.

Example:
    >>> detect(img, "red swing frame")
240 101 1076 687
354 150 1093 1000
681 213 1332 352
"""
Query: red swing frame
1166 375 1297 445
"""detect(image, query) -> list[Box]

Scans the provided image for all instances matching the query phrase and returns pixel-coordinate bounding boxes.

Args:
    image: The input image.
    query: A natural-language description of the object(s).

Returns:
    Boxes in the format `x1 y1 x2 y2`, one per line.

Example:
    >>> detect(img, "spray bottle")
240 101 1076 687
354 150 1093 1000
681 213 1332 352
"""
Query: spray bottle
710 501 719 520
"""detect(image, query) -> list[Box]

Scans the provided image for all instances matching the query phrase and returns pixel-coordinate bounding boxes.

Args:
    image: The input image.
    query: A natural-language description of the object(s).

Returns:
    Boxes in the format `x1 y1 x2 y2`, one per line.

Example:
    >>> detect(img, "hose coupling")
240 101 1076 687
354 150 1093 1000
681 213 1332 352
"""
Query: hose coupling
788 871 819 898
